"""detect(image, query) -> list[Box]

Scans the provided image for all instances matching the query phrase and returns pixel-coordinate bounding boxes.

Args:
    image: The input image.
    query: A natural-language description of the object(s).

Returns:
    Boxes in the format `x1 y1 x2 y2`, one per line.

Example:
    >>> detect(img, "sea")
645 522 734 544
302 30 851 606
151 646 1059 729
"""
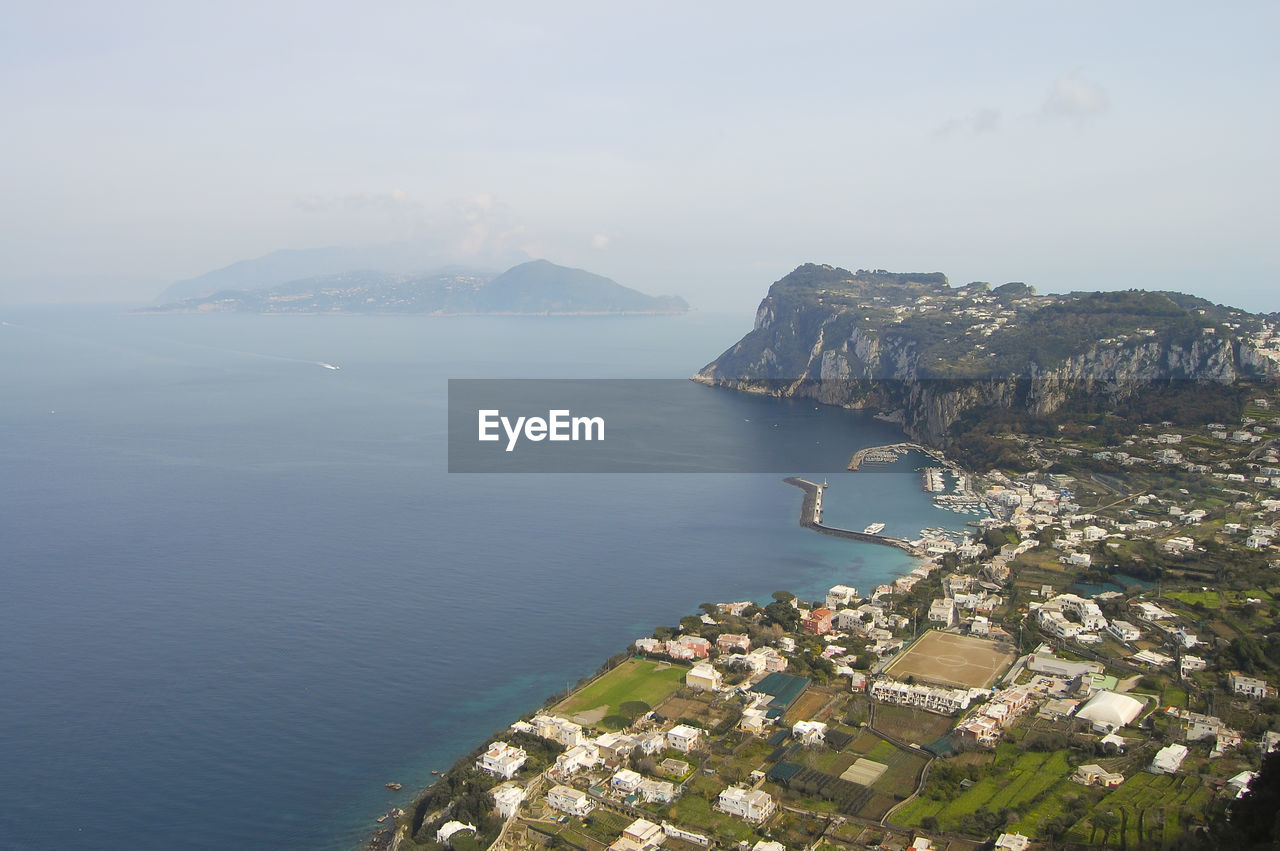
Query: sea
0 308 977 849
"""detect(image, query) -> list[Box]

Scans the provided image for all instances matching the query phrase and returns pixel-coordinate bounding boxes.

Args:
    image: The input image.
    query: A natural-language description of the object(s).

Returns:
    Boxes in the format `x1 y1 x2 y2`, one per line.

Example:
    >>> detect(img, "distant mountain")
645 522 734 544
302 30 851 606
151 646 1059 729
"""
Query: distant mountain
475 260 688 314
156 241 531 303
141 260 688 316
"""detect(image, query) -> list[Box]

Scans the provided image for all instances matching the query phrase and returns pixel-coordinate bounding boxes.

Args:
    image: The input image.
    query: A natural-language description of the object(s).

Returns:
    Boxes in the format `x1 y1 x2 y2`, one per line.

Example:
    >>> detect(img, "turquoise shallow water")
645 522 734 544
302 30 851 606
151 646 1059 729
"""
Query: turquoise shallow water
0 309 970 848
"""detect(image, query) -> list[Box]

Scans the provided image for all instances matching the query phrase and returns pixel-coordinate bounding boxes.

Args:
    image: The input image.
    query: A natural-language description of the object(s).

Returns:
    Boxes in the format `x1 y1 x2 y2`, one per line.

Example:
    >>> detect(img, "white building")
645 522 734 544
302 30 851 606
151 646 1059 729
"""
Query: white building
611 768 644 793
1232 673 1270 699
1076 690 1144 733
792 720 827 745
491 783 526 819
555 743 601 776
1107 620 1141 643
717 786 775 823
547 784 593 817
928 598 957 627
1072 764 1124 788
1039 593 1107 630
663 822 709 845
686 662 721 692
667 724 702 753
826 584 859 609
531 714 587 747
1150 743 1189 775
1027 651 1102 680
608 818 664 851
869 678 971 714
638 779 675 804
1181 655 1207 674
476 741 528 779
436 821 477 847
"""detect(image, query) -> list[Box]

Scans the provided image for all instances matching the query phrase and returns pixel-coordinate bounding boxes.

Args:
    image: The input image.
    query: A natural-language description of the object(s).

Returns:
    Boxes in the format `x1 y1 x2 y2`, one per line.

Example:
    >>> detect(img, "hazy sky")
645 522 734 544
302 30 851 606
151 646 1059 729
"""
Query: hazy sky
2 1 1277 312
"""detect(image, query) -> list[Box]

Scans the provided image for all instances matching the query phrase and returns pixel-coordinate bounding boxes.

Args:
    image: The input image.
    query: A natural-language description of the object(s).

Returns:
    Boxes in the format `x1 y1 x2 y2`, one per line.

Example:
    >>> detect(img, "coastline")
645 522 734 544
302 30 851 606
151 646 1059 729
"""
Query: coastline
361 468 947 850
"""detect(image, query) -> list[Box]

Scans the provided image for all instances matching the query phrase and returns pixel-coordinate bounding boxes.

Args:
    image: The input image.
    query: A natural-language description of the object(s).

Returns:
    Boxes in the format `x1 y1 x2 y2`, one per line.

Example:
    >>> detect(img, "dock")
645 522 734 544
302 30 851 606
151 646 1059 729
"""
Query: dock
847 441 945 471
783 478 918 553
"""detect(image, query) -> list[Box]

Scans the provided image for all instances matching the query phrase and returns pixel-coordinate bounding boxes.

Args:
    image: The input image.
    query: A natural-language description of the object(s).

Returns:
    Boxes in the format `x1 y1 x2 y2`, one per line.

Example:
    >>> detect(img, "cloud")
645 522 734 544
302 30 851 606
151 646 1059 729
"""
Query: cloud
592 233 611 250
933 106 1001 138
1043 71 1109 117
444 194 541 261
294 189 420 214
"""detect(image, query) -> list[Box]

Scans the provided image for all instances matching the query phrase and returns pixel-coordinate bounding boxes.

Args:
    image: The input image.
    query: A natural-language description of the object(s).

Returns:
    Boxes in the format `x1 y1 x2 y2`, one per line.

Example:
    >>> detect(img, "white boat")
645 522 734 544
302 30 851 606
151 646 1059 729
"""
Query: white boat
863 522 886 535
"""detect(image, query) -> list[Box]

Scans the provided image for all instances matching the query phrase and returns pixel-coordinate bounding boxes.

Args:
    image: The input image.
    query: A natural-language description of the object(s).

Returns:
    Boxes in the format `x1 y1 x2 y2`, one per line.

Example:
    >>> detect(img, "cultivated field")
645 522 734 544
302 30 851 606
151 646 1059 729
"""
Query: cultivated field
895 747 1075 832
882 630 1015 689
554 658 686 723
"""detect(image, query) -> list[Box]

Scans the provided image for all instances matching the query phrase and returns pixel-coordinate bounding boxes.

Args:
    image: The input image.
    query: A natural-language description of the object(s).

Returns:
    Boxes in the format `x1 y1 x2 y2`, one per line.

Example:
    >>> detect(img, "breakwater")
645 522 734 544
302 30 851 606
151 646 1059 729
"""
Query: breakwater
783 478 917 553
846 442 945 471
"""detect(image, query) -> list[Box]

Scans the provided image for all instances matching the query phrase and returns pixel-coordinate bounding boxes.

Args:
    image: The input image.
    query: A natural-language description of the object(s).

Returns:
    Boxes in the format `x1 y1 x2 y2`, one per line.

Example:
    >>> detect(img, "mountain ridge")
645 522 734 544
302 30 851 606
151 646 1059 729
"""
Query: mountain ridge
696 264 1280 457
141 259 688 316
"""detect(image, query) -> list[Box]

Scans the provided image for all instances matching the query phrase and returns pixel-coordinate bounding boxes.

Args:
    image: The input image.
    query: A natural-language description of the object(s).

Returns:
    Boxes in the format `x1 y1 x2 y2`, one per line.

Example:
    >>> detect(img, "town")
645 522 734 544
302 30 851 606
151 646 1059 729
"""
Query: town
384 387 1280 851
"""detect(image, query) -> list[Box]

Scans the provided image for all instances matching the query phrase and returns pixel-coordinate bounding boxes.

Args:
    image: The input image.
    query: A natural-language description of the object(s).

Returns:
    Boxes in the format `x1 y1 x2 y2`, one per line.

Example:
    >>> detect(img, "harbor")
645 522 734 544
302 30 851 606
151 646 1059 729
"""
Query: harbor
783 477 918 553
846 441 946 471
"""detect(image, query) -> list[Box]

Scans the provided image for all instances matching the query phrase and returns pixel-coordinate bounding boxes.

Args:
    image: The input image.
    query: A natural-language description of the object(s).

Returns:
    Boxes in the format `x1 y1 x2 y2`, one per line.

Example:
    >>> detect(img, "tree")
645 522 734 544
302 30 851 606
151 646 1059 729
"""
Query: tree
619 701 650 722
1092 809 1120 844
1212 748 1280 847
762 600 800 631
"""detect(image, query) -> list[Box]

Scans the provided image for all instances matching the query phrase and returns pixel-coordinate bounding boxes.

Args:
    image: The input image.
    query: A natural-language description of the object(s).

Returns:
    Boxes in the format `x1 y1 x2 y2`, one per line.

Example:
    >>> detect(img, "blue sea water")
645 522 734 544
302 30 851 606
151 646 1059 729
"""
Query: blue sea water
0 309 973 849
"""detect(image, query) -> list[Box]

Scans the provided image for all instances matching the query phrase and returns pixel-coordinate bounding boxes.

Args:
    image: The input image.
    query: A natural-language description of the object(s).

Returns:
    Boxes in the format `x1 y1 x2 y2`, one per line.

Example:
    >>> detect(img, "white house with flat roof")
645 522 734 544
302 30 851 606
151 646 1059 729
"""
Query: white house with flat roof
1150 743 1189 775
491 783 525 819
1107 620 1141 643
1232 673 1270 699
717 786 775 823
667 724 702 753
476 741 528 779
686 662 721 692
547 784 593 817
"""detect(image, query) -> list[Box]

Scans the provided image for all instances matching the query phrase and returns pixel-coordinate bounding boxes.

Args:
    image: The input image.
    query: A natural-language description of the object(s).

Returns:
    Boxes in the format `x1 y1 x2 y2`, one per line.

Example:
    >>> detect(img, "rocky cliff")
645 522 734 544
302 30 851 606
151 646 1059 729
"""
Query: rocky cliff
696 264 1280 445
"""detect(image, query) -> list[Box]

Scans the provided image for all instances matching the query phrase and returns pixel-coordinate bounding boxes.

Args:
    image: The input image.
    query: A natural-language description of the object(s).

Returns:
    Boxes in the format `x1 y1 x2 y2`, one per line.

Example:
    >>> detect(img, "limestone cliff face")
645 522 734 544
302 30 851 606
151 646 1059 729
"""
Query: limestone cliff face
696 264 1278 445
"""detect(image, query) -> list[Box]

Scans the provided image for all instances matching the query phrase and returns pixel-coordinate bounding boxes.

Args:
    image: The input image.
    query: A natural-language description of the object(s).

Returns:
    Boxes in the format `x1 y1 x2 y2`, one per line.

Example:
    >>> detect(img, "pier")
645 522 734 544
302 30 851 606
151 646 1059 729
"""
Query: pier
847 442 945 471
783 478 918 553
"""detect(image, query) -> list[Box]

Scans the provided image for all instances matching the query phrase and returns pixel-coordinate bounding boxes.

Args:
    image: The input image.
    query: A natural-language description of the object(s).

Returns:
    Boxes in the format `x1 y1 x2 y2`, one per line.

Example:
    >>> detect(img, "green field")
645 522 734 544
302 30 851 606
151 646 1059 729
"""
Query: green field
554 658 686 721
667 792 760 843
1063 771 1213 847
894 749 1075 832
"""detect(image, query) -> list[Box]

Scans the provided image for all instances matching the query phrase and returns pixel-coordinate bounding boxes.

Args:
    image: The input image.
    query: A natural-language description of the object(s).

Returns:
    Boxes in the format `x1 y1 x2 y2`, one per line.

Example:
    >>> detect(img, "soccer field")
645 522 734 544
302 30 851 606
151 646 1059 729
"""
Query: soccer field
555 658 686 722
882 630 1015 689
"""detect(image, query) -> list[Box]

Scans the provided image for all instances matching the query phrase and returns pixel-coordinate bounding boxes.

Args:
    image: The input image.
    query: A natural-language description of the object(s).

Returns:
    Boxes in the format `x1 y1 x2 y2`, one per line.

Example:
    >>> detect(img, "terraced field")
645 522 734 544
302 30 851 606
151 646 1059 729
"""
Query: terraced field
893 749 1074 832
1062 772 1213 847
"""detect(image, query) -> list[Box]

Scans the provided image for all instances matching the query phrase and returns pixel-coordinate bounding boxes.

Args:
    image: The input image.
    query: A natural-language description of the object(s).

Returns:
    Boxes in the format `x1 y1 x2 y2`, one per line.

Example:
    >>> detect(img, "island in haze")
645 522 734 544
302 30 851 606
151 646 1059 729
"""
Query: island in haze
371 263 1279 851
138 259 689 316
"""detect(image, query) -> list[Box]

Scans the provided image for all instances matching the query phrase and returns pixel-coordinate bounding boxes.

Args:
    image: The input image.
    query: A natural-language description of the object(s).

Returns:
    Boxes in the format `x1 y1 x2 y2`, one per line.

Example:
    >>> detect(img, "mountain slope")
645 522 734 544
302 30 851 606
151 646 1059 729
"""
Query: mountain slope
474 260 687 314
696 264 1280 447
143 260 687 315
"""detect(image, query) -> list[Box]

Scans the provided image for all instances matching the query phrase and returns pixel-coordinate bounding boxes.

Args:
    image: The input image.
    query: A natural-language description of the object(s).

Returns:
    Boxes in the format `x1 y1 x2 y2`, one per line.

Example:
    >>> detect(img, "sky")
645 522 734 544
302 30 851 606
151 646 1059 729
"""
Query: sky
2 1 1277 312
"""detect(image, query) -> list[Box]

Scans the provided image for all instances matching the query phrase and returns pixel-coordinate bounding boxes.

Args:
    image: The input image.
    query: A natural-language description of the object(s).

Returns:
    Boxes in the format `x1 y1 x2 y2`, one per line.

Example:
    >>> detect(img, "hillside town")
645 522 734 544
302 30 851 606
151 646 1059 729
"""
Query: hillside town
385 388 1280 851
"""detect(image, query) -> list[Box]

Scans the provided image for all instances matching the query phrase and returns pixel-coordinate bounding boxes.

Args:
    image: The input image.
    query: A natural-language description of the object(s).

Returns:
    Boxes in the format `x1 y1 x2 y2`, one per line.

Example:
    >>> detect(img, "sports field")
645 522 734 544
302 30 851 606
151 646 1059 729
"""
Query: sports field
554 658 686 723
882 630 1015 689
